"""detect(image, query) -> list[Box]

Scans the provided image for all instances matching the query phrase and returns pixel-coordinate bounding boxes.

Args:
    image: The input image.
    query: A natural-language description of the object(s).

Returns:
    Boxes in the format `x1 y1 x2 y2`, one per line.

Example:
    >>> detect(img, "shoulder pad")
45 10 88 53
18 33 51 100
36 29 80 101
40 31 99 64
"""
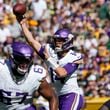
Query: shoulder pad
69 50 83 61
59 50 83 65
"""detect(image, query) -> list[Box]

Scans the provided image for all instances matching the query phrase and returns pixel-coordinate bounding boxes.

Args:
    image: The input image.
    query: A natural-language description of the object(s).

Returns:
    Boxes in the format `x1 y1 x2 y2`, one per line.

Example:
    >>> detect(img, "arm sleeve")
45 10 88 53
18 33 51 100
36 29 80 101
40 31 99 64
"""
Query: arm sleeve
63 63 79 75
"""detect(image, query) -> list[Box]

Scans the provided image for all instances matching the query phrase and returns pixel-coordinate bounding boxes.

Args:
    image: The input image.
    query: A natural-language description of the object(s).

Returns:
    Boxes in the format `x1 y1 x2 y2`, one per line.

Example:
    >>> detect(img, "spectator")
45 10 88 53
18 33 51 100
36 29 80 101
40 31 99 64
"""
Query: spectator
96 0 110 20
30 0 48 20
0 14 11 43
7 15 21 38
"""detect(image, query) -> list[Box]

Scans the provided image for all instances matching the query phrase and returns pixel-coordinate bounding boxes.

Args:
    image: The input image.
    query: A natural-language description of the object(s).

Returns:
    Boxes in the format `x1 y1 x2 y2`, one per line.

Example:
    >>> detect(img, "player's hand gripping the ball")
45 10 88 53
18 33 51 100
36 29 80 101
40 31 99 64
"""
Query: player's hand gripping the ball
13 3 26 22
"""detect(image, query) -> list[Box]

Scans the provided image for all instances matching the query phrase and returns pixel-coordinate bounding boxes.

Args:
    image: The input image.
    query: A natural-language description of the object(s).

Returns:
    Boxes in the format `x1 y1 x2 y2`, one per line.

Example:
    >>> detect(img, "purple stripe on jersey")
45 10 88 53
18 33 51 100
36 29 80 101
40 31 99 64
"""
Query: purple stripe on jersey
25 105 36 110
59 92 84 110
63 63 78 75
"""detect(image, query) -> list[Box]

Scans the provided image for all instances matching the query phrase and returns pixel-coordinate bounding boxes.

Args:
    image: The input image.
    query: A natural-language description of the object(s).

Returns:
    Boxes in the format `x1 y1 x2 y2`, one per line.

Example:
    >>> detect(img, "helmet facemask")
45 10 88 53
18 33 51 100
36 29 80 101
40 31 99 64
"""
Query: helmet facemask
11 54 33 75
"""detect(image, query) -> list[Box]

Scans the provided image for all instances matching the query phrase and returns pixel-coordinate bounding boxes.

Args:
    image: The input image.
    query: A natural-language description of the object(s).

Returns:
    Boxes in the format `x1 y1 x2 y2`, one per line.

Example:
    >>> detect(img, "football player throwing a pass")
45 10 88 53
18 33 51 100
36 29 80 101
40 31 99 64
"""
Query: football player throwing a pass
17 17 84 110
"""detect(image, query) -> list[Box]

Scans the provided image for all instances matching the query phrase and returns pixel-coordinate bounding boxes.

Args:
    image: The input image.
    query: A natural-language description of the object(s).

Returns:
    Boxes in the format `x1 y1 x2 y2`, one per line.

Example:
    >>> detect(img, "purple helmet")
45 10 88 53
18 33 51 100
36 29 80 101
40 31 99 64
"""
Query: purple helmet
53 28 74 52
11 42 34 75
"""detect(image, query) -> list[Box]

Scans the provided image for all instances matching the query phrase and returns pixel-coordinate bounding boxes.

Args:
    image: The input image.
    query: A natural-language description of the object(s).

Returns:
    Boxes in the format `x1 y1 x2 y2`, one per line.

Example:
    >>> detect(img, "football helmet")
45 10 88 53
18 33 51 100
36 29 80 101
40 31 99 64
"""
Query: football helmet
10 42 34 75
53 28 74 52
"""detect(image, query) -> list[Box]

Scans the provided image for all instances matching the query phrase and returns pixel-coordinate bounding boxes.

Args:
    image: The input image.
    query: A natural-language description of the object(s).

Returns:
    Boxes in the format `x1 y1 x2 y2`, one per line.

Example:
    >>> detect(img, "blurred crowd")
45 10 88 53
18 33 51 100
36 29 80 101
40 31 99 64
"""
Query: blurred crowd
0 0 110 98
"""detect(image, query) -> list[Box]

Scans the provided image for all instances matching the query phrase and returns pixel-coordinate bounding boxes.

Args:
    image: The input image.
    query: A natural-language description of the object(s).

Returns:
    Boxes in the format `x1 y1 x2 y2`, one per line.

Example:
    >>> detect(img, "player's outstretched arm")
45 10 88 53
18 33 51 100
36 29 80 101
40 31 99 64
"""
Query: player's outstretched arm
35 78 59 110
16 16 50 59
12 3 41 53
19 18 42 53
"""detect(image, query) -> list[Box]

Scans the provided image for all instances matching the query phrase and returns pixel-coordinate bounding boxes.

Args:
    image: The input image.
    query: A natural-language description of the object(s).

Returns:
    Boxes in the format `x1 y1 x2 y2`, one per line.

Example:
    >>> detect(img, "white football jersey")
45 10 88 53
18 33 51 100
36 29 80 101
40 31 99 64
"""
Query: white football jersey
45 44 83 96
0 59 46 110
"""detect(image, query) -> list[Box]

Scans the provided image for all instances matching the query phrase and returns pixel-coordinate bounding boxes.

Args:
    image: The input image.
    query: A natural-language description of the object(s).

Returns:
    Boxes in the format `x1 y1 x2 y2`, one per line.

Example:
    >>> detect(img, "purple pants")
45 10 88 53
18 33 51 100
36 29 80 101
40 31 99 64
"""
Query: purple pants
25 105 36 110
59 92 84 110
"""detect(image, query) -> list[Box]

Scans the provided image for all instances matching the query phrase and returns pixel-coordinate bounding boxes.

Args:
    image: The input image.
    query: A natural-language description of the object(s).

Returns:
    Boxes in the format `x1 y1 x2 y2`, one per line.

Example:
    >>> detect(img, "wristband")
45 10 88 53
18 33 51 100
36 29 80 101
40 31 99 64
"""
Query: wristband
38 46 45 59
47 57 59 70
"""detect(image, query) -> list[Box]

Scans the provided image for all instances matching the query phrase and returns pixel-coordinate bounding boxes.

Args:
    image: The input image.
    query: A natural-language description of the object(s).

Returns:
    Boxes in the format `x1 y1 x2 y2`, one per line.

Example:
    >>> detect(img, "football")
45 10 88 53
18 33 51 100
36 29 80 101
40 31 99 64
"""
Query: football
13 3 26 16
